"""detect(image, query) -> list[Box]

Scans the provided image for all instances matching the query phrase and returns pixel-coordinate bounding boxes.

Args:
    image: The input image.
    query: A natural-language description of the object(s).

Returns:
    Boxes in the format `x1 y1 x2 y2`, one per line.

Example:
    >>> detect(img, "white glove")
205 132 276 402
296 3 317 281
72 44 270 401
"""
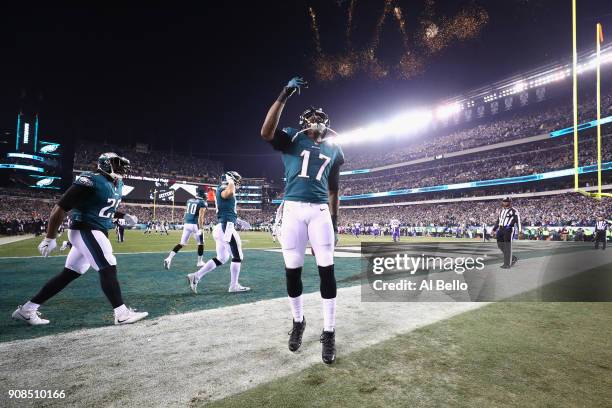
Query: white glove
124 214 138 226
197 229 204 236
38 238 57 257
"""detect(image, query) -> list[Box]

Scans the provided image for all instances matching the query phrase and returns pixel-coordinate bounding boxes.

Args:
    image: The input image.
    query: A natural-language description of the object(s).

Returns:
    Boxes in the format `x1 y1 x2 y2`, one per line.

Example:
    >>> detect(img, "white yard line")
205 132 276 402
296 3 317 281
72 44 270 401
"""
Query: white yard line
0 234 35 246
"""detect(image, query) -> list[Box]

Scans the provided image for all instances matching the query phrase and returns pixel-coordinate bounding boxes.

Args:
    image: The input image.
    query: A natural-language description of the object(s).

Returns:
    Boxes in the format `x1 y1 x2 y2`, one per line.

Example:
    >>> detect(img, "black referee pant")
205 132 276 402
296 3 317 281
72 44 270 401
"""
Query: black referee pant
117 226 125 243
594 230 606 250
496 227 515 266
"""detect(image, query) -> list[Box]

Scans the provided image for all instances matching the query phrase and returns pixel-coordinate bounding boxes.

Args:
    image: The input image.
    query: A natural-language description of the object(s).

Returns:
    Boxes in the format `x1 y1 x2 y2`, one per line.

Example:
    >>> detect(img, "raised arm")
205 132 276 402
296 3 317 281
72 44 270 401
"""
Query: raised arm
261 77 307 141
221 178 235 199
198 207 206 230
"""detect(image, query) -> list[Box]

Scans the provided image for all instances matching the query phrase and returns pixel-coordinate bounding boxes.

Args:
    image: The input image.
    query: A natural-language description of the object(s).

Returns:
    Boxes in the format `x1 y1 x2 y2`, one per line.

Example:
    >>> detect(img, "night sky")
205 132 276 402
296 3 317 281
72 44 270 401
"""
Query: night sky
1 0 611 178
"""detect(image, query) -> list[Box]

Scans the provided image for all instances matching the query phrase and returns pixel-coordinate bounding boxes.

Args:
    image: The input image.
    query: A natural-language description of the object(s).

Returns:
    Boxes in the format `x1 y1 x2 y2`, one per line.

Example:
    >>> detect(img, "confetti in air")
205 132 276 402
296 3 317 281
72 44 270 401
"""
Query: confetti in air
307 0 489 81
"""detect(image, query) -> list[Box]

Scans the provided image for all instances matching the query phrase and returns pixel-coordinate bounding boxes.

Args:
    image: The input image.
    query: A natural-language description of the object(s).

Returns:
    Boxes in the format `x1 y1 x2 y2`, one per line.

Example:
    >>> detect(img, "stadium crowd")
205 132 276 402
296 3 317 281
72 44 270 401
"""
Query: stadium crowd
0 196 53 236
343 92 612 171
340 134 612 195
74 141 223 182
339 193 612 228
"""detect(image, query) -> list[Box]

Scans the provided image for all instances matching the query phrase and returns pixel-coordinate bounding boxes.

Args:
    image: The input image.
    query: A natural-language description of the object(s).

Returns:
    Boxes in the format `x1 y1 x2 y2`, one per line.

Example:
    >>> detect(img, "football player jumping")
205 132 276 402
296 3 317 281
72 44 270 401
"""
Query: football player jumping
186 171 250 294
12 153 148 326
261 77 344 364
164 187 208 269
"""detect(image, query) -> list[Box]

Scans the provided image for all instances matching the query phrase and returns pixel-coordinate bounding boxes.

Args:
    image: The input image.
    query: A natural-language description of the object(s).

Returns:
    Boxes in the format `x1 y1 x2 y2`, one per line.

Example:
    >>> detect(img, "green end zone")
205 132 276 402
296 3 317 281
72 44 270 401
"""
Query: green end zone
0 249 362 343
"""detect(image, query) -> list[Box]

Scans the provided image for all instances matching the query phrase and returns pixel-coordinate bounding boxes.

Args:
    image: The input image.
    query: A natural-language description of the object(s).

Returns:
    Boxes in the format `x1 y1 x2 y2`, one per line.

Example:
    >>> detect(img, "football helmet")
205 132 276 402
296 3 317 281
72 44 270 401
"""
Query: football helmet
223 171 242 187
299 107 330 141
98 152 130 181
196 186 207 199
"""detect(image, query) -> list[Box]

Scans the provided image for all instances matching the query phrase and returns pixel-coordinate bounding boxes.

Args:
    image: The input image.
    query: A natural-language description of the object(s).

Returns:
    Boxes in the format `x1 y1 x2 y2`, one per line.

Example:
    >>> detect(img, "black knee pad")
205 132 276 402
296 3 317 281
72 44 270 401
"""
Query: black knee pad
285 267 303 298
212 257 223 266
318 265 337 299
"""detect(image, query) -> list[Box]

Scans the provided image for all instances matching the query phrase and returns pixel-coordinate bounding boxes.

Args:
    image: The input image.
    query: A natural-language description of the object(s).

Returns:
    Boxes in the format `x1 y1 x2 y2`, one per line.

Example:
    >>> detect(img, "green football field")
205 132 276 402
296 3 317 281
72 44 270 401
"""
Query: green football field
0 231 358 342
0 230 480 343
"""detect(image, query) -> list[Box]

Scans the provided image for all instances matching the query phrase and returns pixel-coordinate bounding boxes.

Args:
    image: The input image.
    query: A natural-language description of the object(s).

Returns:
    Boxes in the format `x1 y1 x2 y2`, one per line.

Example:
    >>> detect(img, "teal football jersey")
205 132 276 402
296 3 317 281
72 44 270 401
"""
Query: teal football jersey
279 127 344 204
215 184 237 223
184 198 207 224
70 172 123 230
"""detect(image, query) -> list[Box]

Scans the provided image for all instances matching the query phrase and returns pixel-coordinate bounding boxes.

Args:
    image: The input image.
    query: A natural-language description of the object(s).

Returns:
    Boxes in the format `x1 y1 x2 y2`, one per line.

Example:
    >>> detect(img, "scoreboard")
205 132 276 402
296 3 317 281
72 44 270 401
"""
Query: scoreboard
0 113 73 191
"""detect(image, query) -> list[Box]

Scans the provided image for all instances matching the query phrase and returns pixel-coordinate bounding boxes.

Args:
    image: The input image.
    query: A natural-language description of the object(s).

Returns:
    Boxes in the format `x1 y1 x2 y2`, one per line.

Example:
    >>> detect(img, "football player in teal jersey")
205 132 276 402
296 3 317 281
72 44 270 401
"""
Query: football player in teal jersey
164 187 208 269
187 171 250 294
12 153 148 326
261 77 344 364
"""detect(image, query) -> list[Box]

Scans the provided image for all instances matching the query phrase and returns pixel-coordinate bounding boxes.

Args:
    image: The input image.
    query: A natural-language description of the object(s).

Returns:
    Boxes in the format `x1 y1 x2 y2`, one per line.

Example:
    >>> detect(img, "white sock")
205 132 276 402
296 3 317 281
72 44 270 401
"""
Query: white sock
22 301 40 311
167 251 176 259
322 298 336 332
194 259 218 280
289 295 304 323
197 255 203 262
114 304 128 317
230 262 241 287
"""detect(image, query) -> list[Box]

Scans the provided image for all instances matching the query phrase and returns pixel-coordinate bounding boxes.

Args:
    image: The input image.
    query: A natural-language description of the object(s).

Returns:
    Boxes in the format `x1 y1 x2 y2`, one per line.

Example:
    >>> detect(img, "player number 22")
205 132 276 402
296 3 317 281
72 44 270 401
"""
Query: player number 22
298 150 331 181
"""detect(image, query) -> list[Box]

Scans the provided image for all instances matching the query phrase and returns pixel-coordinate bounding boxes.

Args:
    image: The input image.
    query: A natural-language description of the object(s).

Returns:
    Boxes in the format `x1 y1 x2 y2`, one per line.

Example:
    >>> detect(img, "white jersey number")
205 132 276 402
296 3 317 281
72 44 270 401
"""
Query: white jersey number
298 150 331 181
99 198 121 218
187 202 198 215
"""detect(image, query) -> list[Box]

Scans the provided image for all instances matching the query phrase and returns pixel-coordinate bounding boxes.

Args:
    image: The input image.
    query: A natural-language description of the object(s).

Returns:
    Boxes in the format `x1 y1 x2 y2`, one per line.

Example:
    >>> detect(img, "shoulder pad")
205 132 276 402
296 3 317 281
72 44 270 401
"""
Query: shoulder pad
75 174 95 188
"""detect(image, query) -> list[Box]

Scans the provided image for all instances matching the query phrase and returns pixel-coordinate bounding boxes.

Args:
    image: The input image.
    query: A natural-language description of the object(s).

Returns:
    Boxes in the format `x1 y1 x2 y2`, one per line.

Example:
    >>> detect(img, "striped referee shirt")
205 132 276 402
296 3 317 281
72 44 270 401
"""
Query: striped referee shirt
495 207 522 233
595 220 609 231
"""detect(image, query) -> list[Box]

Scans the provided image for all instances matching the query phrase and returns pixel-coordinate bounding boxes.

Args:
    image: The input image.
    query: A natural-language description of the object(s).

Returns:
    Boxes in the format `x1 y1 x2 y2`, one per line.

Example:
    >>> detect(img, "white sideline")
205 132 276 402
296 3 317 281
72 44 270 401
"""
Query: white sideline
0 234 35 246
0 288 486 407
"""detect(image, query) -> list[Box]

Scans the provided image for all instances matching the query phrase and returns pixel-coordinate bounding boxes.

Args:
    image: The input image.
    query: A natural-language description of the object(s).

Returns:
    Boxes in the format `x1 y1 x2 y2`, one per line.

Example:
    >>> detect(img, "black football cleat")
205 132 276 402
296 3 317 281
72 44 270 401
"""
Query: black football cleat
288 317 306 352
511 256 518 266
320 330 336 364
500 264 511 269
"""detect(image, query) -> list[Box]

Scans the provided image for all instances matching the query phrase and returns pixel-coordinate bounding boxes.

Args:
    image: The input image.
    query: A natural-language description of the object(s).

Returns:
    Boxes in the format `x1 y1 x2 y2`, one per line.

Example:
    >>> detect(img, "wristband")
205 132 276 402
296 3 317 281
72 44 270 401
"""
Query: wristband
277 87 295 103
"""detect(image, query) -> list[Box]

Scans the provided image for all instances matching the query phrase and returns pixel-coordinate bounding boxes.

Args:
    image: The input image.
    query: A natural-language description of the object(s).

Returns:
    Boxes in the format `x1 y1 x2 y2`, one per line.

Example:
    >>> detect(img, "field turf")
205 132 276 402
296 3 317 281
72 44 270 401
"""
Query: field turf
206 300 612 408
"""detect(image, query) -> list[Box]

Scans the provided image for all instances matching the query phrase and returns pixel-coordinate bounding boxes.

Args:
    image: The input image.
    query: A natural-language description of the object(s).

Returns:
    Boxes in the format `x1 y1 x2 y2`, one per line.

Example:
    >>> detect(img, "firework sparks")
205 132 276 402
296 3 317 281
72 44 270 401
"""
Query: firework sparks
393 4 411 51
421 5 489 54
397 52 425 79
308 0 488 82
369 0 393 55
308 6 323 56
346 0 356 51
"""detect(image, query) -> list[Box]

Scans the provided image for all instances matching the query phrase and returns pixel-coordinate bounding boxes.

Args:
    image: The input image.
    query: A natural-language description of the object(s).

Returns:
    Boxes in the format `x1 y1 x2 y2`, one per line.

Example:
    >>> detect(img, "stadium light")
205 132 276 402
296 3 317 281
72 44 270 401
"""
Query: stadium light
435 103 461 120
336 109 433 145
335 47 612 146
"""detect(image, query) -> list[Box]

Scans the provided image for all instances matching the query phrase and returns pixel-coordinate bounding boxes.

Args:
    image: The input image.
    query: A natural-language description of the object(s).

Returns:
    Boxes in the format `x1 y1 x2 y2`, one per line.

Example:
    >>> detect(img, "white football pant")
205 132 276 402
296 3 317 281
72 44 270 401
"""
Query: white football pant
65 229 117 273
280 201 334 268
180 223 204 246
212 222 243 262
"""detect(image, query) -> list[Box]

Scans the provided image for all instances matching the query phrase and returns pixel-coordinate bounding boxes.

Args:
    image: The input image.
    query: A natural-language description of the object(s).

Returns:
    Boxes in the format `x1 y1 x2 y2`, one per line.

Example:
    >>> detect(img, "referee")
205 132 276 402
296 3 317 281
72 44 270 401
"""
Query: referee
594 216 609 250
492 197 521 269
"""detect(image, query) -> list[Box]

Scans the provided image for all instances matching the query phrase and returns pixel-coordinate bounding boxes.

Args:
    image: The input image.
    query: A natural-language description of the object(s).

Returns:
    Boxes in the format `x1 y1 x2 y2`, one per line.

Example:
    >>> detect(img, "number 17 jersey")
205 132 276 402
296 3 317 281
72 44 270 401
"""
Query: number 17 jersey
275 127 344 204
